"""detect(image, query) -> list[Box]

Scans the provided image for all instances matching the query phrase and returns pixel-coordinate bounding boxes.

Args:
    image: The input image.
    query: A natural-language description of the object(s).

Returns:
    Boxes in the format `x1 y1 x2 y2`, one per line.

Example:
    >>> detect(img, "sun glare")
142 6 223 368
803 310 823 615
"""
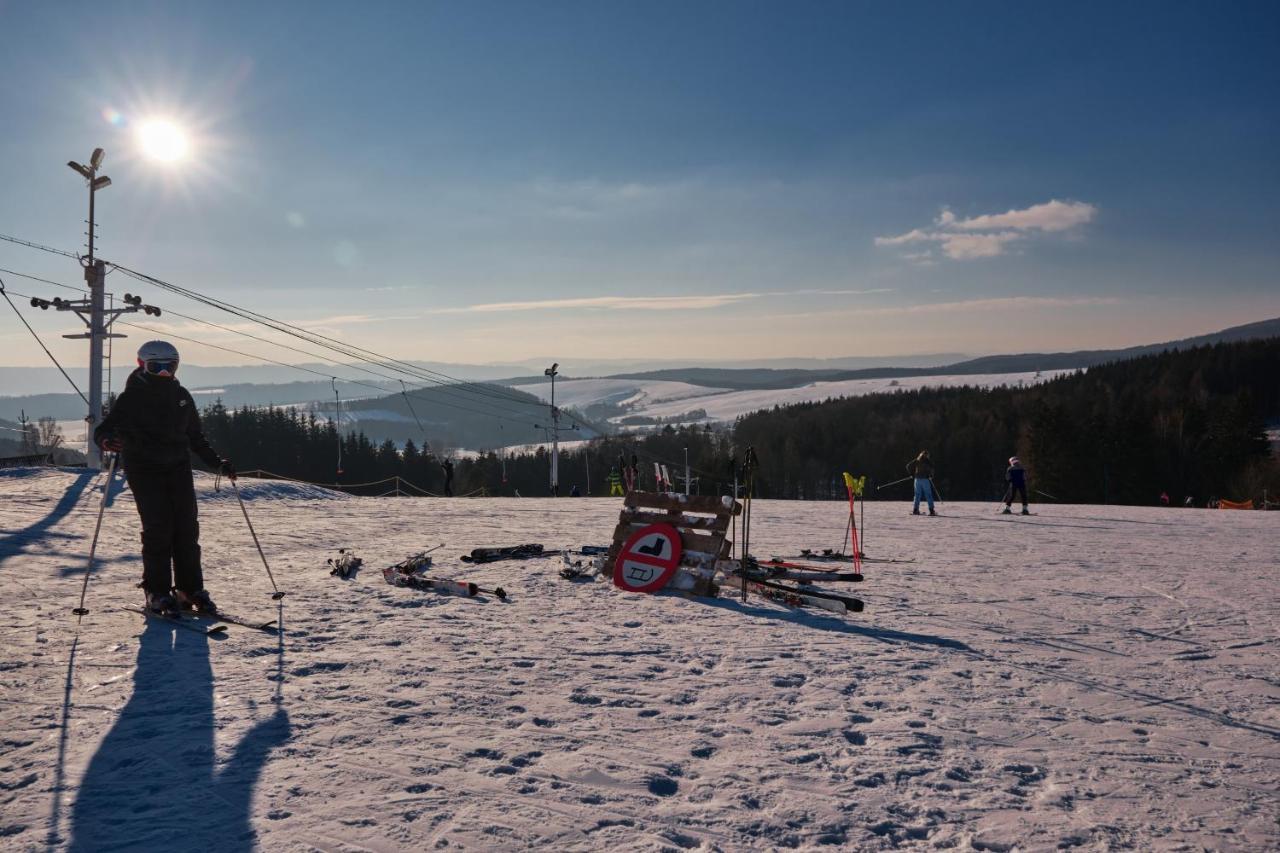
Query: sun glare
137 119 189 163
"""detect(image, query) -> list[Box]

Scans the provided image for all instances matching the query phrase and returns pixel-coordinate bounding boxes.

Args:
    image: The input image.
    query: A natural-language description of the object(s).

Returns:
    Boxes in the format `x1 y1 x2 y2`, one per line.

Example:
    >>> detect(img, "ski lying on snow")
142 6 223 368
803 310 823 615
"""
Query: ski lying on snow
461 544 559 564
726 572 864 613
758 558 864 581
122 606 227 635
772 570 864 583
736 579 846 615
383 567 507 600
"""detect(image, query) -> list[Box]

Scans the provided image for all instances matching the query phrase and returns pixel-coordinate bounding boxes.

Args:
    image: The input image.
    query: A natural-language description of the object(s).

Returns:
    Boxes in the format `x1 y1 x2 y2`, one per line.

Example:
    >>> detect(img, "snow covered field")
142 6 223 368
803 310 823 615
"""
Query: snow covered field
518 371 1067 427
1 468 1277 851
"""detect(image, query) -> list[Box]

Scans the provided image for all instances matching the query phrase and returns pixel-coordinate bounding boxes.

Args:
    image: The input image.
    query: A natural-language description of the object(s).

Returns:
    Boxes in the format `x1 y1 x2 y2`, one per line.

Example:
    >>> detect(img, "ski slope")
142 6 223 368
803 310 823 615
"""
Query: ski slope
2 468 1277 850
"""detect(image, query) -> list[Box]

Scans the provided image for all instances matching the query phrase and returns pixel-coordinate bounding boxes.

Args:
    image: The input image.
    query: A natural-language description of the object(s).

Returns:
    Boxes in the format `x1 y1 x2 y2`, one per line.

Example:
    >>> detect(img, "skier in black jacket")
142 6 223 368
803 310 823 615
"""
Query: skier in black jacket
1003 456 1030 515
93 341 235 617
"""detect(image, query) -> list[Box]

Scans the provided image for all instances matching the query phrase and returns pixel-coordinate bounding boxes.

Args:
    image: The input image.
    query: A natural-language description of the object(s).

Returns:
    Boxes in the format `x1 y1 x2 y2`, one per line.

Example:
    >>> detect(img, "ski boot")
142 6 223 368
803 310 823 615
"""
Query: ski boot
928 510 937 516
911 509 920 515
146 590 180 618
177 589 218 615
1021 507 1031 516
1001 506 1012 515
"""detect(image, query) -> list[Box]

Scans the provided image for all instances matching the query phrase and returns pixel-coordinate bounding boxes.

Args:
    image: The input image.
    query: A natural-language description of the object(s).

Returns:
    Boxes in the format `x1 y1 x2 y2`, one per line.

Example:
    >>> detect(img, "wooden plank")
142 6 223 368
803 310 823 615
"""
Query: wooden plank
619 508 730 533
611 522 724 557
624 491 740 516
604 522 728 576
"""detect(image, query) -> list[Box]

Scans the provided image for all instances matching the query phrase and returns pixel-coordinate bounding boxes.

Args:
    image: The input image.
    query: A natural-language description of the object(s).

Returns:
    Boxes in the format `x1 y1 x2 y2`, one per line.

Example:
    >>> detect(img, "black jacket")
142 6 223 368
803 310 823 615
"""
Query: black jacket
94 368 223 470
907 457 935 478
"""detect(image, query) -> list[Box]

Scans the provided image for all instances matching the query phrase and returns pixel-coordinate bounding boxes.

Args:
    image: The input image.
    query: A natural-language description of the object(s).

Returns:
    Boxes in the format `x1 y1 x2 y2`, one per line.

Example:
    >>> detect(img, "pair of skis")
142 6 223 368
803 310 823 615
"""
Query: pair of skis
382 560 507 600
461 544 557 564
753 557 864 582
724 564 864 614
382 567 507 600
123 605 279 635
731 575 863 615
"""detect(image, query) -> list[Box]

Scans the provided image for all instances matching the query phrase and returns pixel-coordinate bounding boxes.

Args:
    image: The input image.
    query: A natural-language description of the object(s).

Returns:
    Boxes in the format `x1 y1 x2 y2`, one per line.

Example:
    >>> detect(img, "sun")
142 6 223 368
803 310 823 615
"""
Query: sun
136 119 190 163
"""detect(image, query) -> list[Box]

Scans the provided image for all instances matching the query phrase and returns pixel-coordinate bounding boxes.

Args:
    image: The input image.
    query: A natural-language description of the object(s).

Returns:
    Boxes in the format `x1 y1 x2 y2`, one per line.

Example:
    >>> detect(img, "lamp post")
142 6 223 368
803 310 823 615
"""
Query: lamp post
41 149 157 468
68 151 111 468
544 362 559 496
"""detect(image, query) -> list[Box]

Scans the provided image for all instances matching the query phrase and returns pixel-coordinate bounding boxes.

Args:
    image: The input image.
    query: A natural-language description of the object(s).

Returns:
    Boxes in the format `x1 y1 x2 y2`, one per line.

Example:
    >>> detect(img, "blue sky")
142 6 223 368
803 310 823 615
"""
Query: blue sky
1 1 1277 366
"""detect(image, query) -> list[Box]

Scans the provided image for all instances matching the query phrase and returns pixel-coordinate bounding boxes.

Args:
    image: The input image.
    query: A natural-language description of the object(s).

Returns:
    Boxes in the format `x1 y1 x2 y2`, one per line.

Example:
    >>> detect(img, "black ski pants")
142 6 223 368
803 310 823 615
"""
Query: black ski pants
125 463 203 595
1004 482 1028 507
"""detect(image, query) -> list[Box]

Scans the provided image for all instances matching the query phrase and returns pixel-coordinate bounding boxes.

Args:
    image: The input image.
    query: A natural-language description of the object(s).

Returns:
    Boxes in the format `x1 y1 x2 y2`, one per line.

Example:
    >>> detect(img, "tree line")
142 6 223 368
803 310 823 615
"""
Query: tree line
195 338 1278 505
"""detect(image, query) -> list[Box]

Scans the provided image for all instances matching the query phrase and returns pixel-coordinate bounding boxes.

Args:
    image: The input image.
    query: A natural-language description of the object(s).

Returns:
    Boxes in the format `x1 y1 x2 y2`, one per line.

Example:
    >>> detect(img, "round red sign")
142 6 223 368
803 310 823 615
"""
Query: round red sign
614 523 683 593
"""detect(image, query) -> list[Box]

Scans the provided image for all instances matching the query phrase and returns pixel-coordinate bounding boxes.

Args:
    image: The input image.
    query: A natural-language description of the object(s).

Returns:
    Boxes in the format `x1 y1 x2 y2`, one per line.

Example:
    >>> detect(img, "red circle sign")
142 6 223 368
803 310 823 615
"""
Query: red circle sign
614 523 683 593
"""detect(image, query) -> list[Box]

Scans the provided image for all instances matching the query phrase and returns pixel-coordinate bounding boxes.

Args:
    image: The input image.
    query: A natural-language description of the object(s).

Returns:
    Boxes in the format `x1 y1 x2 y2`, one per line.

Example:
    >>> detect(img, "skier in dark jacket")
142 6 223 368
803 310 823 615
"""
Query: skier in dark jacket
906 450 936 515
93 341 234 617
1003 456 1030 514
441 459 455 497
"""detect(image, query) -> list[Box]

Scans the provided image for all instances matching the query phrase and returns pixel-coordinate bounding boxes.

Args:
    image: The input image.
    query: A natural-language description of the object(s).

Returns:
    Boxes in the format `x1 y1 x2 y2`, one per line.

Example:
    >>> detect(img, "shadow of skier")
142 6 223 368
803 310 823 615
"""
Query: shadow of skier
67 617 290 852
698 596 973 651
0 468 98 569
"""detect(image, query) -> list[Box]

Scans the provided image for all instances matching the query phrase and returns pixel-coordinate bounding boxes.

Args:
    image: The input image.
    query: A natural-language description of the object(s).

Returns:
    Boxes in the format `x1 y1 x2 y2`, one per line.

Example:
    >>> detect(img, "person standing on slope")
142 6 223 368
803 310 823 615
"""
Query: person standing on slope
1003 456 1030 515
907 450 936 516
441 459 455 497
93 341 235 617
607 465 624 496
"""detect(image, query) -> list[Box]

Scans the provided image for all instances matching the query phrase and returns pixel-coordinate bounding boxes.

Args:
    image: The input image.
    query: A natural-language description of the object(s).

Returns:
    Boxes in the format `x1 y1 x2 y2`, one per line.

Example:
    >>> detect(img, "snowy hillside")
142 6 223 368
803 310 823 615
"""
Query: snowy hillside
2 467 1277 850
519 370 1066 426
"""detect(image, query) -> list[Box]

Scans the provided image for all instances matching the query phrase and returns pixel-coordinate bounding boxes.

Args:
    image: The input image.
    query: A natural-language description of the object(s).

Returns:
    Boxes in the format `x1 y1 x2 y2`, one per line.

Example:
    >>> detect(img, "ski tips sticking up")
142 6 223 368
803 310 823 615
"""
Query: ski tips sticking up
327 548 364 579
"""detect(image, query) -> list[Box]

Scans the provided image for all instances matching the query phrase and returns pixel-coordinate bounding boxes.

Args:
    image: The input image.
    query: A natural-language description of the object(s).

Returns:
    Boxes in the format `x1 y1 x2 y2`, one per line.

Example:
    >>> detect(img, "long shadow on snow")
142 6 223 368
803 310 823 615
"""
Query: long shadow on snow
697 596 972 651
0 468 103 569
67 617 291 852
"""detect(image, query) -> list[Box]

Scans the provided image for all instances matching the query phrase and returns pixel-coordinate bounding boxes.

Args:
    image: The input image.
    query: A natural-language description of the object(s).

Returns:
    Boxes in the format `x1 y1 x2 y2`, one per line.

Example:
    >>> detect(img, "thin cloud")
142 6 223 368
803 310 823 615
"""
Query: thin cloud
430 288 895 315
772 295 1121 322
876 199 1097 260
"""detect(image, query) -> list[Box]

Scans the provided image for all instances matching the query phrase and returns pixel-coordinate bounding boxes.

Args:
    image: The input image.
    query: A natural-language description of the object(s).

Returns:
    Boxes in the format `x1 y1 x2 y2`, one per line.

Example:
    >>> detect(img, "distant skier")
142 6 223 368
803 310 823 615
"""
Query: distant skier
607 466 624 496
1002 456 1030 515
1159 491 1170 507
570 484 581 497
441 459 455 497
906 450 936 516
93 340 235 617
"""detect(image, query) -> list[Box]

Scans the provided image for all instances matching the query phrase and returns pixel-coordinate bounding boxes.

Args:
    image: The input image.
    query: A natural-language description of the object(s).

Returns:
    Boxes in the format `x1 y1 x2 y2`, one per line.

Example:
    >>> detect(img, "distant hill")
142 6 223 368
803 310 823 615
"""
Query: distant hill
606 317 1280 390
318 382 599 451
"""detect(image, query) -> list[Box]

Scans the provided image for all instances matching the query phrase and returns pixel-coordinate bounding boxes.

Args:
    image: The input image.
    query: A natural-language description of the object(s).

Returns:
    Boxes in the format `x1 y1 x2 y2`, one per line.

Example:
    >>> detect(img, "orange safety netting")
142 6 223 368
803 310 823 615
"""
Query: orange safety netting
1218 498 1254 510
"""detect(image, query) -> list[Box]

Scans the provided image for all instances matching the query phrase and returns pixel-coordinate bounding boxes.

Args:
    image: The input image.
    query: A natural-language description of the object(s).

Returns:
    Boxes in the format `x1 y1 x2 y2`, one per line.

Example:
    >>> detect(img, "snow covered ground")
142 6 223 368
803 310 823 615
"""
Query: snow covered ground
518 371 1068 427
2 467 1277 851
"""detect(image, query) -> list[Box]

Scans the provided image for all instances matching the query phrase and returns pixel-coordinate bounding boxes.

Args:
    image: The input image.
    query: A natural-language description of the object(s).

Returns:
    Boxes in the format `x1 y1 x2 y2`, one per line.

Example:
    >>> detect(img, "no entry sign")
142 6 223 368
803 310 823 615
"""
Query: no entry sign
614 523 683 593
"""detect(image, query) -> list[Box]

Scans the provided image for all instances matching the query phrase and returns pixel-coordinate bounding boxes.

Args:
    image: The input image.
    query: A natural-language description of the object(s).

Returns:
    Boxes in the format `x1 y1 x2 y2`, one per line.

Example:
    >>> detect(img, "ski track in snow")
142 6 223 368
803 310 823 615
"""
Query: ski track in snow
1 467 1277 851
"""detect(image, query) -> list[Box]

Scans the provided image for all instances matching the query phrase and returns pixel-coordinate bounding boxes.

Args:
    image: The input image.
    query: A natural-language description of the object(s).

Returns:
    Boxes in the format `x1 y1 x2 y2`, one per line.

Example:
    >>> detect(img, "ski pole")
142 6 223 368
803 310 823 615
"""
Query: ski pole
231 478 286 600
930 478 944 504
1035 489 1059 501
876 476 912 491
72 454 119 619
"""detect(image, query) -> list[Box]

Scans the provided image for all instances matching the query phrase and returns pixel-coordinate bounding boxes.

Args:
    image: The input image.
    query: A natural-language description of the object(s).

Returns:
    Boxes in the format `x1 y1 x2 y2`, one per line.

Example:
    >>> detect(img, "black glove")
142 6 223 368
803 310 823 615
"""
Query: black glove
218 458 236 480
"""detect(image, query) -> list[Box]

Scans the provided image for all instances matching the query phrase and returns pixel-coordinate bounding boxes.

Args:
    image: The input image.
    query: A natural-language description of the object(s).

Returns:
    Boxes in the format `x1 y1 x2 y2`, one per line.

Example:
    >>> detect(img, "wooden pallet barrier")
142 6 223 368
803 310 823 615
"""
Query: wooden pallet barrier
604 492 741 596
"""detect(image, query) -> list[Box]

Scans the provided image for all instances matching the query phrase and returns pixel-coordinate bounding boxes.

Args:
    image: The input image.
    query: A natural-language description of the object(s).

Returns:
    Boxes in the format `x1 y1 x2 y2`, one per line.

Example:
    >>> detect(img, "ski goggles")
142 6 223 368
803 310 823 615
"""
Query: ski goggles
143 359 179 376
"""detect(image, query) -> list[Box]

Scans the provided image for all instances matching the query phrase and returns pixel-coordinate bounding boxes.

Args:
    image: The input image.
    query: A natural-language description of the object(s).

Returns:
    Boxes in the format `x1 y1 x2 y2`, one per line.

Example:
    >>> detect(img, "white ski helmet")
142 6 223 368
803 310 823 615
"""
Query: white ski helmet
137 340 180 376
